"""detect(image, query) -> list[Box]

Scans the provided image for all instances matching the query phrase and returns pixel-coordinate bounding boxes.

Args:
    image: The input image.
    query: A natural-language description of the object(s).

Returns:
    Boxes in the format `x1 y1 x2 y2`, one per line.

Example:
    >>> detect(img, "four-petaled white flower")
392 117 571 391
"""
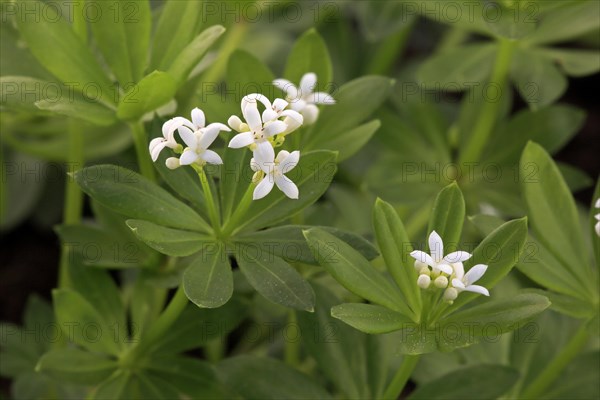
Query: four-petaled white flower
251 150 300 200
410 230 472 278
595 198 600 237
448 263 490 300
177 108 230 167
149 117 184 162
273 72 335 125
228 95 288 165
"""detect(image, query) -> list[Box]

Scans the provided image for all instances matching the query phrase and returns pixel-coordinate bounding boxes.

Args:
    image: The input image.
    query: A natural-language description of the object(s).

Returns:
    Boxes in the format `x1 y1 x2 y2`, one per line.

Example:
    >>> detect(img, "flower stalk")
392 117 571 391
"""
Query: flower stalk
382 355 420 400
130 121 156 182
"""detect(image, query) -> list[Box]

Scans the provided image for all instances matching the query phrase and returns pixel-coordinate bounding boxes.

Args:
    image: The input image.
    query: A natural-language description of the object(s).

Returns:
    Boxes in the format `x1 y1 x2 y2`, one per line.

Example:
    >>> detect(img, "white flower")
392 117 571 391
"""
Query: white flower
595 198 600 237
228 95 288 164
451 263 490 297
178 123 228 167
149 117 184 161
410 231 472 276
273 72 335 124
252 96 304 135
251 150 300 200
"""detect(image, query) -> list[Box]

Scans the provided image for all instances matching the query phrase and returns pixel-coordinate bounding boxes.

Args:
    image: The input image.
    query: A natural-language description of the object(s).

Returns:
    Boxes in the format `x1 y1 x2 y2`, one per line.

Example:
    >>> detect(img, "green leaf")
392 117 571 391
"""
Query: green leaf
520 142 593 296
451 218 529 311
308 76 393 143
284 28 333 87
168 25 226 85
542 351 600 399
236 249 315 311
52 289 121 355
117 71 177 120
485 105 585 164
373 198 421 316
236 150 338 233
408 365 520 399
35 97 117 126
75 165 210 232
233 224 378 265
315 119 381 161
524 1 600 45
331 303 413 334
443 293 551 337
537 48 600 77
303 228 410 315
151 1 204 71
217 355 332 400
227 49 275 98
36 348 116 385
417 44 497 90
88 0 151 84
183 243 233 308
127 219 213 257
427 182 465 249
16 0 115 106
511 49 567 110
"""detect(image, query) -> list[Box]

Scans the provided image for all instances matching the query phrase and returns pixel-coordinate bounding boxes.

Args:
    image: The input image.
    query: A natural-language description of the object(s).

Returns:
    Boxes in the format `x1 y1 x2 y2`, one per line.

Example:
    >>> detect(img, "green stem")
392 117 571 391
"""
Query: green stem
194 165 221 233
434 27 468 54
284 310 301 367
382 355 420 400
129 121 156 182
58 121 85 288
458 37 515 165
221 181 255 237
520 324 588 399
120 285 188 367
205 337 225 363
365 19 415 76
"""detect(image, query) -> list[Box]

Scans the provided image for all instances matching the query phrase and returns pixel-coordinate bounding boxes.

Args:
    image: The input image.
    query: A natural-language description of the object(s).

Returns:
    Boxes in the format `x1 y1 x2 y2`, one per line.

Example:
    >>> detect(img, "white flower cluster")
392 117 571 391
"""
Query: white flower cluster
410 231 490 302
149 73 335 201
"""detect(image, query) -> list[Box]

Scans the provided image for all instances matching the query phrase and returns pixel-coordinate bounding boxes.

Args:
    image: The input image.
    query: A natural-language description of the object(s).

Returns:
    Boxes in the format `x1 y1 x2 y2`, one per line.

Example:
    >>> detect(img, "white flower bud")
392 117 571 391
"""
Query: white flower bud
417 274 431 289
165 157 180 170
434 276 449 288
414 260 428 272
443 287 458 301
419 267 431 276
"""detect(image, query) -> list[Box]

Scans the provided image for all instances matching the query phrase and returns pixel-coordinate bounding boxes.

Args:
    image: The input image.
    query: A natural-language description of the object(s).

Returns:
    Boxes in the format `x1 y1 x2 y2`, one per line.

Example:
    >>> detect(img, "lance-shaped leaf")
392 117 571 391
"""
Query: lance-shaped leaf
183 243 233 308
127 220 214 257
373 198 421 315
284 28 333 87
303 228 411 316
236 248 315 311
117 71 177 120
331 303 413 334
74 165 211 233
314 119 381 162
427 182 465 249
36 348 117 385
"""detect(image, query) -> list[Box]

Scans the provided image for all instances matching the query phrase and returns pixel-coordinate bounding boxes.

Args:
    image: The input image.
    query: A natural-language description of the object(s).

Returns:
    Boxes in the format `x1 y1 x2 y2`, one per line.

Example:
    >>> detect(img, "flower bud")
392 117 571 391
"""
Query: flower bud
419 267 431 276
434 276 449 288
417 274 431 289
165 157 180 170
414 260 428 272
443 287 458 301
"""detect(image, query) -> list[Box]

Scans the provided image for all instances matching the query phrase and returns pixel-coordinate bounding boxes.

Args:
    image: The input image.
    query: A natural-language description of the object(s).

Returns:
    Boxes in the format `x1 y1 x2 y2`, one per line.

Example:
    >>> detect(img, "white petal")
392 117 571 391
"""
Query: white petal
281 114 303 135
191 108 205 128
280 109 303 124
179 149 199 165
443 251 472 264
300 104 319 125
452 262 465 281
253 141 275 171
263 120 287 137
242 101 263 131
149 138 167 162
299 72 317 97
253 176 275 200
428 231 444 263
199 125 221 149
435 263 453 275
596 198 600 208
177 125 197 148
200 149 223 165
205 122 231 132
250 158 260 172
273 79 298 99
272 98 288 111
464 285 490 296
452 278 465 289
308 92 335 104
275 174 299 199
464 264 488 285
410 250 436 268
162 119 174 139
596 221 600 237
243 93 271 110
262 108 279 122
279 150 299 174
228 131 254 148
275 150 290 164
289 98 306 112
228 115 244 131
